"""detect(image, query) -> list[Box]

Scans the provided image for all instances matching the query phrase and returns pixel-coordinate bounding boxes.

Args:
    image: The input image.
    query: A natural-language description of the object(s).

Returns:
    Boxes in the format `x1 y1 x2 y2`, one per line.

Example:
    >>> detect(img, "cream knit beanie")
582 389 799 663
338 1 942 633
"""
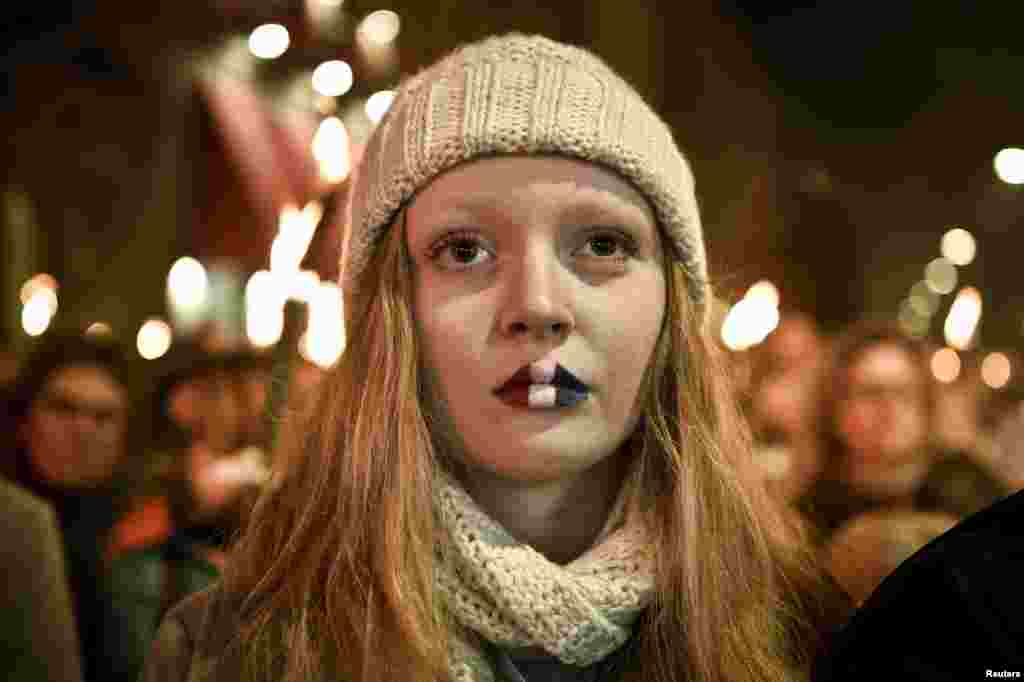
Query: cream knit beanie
340 32 708 315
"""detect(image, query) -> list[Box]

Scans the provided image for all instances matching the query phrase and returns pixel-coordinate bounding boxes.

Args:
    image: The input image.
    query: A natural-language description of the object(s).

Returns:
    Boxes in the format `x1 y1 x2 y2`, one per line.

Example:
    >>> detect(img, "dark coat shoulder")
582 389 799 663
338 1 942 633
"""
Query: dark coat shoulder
141 582 242 682
0 478 83 682
816 489 1024 681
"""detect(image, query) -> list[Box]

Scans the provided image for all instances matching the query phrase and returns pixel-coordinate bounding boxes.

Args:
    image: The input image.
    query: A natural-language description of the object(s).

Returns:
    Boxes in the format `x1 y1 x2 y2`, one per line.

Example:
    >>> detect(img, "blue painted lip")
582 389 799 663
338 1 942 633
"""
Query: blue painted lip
553 364 590 393
554 387 589 408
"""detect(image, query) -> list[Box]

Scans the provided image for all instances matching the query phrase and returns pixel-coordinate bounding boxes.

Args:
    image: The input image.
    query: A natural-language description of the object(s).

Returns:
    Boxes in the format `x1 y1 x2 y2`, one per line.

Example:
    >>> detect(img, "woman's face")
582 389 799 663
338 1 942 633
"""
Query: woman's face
406 156 667 482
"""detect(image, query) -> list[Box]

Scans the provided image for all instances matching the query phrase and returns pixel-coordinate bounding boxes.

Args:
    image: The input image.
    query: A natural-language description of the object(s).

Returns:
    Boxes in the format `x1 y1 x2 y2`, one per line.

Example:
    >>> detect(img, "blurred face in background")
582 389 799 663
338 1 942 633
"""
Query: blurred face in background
236 367 271 447
835 343 930 487
20 364 128 489
169 371 244 454
750 317 823 442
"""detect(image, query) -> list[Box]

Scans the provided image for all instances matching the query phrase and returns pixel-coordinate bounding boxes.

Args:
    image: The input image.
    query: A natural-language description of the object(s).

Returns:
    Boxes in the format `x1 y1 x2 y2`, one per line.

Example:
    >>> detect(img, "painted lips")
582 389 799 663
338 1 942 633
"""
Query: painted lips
494 361 590 409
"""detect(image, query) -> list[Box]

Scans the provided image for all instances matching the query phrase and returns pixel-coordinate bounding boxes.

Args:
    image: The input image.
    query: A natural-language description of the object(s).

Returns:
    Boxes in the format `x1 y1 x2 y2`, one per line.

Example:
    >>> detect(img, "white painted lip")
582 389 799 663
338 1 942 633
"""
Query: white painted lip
494 383 588 410
494 357 591 394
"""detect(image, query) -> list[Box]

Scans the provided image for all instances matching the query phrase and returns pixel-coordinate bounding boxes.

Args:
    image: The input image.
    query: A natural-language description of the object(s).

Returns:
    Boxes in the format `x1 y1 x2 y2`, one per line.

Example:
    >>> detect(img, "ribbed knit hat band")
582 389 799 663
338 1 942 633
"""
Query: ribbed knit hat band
341 33 708 316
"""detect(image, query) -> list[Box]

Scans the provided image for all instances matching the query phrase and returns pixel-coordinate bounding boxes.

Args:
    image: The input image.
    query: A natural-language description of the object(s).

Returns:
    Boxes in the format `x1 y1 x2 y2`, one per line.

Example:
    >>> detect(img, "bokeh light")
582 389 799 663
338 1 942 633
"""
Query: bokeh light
941 228 977 267
247 307 284 349
357 10 401 45
286 269 322 304
22 294 53 337
311 60 354 97
898 299 929 338
271 202 323 273
26 287 58 318
312 116 351 183
981 352 1012 389
167 256 208 309
299 282 345 368
137 319 173 360
944 286 982 351
924 257 957 295
746 280 780 308
20 273 58 305
248 24 290 60
931 347 961 384
994 147 1024 185
721 296 780 351
365 90 395 124
908 281 940 317
307 0 345 29
246 270 287 348
85 322 113 338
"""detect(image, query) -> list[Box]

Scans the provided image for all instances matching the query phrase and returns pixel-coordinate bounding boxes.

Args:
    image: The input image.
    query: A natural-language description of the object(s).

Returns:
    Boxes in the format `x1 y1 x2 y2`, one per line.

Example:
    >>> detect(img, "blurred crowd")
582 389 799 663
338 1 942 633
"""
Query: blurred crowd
736 314 1023 606
0 311 1022 681
0 330 326 682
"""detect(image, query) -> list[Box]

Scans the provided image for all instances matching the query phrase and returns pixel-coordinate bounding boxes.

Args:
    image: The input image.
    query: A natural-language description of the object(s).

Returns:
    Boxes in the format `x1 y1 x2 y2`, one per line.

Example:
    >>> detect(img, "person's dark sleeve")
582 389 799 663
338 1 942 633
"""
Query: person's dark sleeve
0 482 83 682
139 598 196 682
816 492 1024 681
108 549 169 682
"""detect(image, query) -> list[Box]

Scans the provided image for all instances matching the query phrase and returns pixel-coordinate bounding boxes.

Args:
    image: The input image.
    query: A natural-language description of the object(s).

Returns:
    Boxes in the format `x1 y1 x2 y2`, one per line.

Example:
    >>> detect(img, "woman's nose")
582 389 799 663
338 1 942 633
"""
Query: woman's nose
497 247 574 341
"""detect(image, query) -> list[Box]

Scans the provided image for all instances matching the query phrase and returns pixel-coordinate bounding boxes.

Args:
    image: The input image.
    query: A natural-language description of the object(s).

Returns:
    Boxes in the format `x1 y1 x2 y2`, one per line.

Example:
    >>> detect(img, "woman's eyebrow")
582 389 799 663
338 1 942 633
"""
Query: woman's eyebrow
557 188 652 225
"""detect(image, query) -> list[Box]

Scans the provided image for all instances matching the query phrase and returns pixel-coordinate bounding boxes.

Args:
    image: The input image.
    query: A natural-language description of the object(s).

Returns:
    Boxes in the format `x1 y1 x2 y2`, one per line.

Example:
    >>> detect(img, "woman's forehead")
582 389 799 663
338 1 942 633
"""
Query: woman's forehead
407 155 655 226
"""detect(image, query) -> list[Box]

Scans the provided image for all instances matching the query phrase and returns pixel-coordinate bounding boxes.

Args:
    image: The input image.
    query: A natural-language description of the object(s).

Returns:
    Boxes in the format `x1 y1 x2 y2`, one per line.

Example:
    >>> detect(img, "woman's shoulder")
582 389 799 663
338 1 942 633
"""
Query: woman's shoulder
141 582 244 682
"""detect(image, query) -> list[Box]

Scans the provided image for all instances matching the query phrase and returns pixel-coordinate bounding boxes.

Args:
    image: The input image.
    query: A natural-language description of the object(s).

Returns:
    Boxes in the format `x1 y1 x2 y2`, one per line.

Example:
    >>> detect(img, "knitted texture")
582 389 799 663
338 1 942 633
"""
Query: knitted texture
340 33 708 317
433 465 655 682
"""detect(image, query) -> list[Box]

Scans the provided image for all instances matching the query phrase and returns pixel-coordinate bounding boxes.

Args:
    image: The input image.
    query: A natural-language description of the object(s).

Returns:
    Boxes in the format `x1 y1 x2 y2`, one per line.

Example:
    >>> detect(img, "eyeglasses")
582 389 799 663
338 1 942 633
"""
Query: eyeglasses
842 383 925 406
37 392 127 427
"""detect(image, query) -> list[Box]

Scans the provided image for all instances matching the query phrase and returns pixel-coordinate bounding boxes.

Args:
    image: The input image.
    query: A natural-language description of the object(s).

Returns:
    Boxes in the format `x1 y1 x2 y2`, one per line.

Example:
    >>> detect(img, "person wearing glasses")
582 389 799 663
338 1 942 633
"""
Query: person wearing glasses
3 331 138 681
799 319 1010 544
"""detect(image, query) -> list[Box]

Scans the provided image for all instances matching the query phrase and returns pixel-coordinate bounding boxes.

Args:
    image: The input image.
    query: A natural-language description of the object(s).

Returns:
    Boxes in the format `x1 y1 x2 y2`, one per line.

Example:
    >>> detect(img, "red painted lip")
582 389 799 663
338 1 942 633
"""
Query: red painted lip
494 385 532 407
494 365 537 393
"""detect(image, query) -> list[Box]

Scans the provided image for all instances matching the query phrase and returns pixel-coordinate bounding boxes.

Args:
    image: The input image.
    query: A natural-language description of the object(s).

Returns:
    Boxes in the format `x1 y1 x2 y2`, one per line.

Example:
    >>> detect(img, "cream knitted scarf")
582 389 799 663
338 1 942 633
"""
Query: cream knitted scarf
433 466 656 682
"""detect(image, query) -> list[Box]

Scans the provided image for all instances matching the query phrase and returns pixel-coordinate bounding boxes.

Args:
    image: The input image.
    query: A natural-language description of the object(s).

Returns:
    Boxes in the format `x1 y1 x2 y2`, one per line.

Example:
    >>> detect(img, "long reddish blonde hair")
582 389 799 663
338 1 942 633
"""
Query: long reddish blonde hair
222 208 847 681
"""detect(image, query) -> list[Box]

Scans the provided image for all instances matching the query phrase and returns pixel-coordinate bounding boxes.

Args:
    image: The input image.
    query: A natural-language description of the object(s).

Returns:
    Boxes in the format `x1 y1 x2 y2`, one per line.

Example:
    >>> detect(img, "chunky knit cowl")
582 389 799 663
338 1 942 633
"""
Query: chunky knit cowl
433 466 656 682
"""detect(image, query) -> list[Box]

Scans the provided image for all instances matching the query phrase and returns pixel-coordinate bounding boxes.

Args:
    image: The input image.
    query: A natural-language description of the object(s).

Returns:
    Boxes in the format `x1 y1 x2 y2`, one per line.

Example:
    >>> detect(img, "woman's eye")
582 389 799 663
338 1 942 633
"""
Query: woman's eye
426 228 638 271
578 232 637 260
428 232 492 270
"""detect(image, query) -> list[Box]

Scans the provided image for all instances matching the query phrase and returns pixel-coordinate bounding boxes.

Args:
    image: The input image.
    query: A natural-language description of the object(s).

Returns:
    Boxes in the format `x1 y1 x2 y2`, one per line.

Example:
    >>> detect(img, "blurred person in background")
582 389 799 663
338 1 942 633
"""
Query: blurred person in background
744 311 827 505
984 387 1024 491
144 33 847 682
107 341 269 682
799 320 1009 543
816 485 1024 680
933 352 988 456
2 331 139 681
0 476 83 682
224 349 275 452
821 509 957 607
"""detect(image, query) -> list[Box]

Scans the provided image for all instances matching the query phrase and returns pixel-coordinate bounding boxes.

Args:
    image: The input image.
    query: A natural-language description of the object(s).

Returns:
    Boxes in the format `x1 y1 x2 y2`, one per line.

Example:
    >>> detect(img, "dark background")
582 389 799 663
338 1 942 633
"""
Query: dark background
2 0 1022 356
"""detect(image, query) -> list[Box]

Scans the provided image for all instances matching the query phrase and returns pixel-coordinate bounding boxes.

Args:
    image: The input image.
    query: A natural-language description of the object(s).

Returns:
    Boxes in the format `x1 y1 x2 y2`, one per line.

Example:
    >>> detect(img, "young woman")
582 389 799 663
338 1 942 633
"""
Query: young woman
143 33 846 682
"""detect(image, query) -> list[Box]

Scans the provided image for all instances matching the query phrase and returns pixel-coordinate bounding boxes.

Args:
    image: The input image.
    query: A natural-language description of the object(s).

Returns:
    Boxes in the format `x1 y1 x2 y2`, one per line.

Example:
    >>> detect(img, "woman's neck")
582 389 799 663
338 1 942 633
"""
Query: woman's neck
458 451 631 566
